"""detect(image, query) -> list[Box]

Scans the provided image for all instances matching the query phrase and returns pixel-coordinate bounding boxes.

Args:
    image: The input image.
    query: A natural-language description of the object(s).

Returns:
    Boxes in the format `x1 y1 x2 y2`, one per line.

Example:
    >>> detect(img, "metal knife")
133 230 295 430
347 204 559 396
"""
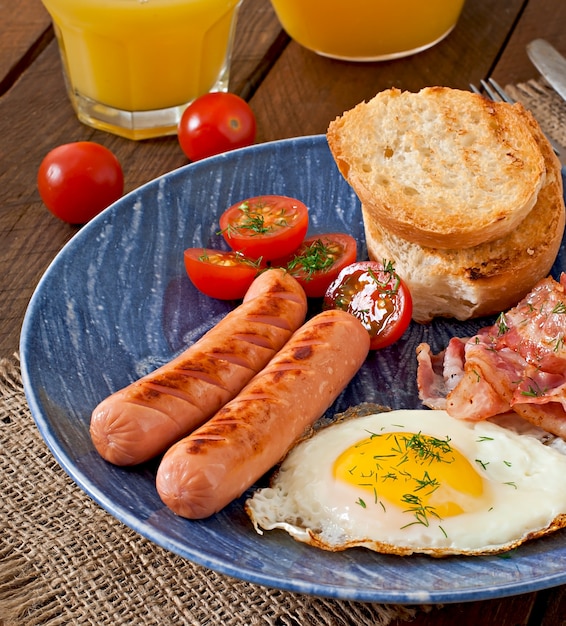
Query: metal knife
527 38 566 102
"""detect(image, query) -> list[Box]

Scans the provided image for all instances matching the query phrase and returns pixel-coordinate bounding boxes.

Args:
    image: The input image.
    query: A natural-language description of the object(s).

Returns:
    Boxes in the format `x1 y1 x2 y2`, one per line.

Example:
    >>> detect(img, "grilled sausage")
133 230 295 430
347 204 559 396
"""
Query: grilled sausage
90 269 307 465
156 309 370 518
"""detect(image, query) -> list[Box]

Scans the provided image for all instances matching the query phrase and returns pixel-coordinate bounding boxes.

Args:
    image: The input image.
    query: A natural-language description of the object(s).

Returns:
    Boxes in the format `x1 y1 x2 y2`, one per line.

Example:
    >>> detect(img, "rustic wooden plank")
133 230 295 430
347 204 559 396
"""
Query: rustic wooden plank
229 0 287 99
249 0 526 142
0 0 52 95
0 0 283 356
492 0 566 84
537 585 566 625
391 592 537 625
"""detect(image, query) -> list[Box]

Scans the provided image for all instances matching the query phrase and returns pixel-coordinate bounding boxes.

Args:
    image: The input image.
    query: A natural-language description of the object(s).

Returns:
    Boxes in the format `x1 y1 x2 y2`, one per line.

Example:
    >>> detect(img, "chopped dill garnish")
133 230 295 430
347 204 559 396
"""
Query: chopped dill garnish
413 471 440 495
382 472 398 482
399 493 441 528
366 261 401 295
497 548 518 559
285 238 342 280
496 312 509 335
520 380 547 397
403 432 453 464
219 200 290 237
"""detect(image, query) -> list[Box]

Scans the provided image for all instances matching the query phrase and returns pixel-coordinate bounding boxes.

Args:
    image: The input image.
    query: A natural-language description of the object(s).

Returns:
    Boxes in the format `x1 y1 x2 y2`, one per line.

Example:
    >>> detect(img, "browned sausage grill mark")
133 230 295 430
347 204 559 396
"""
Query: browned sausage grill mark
90 269 308 466
156 309 371 519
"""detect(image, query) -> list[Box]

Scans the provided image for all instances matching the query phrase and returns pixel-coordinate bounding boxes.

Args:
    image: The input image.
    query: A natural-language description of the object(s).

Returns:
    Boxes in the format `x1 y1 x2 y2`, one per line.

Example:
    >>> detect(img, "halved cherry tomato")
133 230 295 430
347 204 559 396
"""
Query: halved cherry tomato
184 248 263 300
178 92 256 162
37 141 124 224
219 195 309 261
274 233 357 298
323 260 413 350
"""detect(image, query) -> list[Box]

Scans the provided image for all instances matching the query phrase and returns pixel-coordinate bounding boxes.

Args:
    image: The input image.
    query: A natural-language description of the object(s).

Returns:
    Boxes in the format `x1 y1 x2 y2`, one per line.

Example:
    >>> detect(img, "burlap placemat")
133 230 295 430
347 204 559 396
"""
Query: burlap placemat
2 80 561 626
0 354 428 626
506 77 566 149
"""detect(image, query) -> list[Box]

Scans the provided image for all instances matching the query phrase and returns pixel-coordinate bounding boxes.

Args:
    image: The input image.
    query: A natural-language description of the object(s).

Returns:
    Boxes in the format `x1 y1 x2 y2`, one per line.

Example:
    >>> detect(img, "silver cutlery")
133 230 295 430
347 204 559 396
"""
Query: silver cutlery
527 39 566 103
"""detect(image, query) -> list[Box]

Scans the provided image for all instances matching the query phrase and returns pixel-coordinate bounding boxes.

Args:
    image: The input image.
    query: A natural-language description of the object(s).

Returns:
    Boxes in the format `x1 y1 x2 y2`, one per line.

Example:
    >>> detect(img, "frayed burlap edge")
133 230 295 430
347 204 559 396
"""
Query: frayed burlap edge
0 354 430 626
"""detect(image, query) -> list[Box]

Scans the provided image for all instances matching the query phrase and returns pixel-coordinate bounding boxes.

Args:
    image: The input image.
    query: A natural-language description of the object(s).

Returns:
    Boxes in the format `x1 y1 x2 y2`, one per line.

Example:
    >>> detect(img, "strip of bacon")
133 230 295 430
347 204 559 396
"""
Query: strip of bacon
416 338 467 411
417 273 566 437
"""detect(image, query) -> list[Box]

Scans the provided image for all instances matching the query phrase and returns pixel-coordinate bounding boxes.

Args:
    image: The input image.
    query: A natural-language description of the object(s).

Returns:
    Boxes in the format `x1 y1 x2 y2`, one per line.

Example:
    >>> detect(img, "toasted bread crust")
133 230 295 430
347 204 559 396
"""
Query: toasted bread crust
328 87 547 249
362 109 565 322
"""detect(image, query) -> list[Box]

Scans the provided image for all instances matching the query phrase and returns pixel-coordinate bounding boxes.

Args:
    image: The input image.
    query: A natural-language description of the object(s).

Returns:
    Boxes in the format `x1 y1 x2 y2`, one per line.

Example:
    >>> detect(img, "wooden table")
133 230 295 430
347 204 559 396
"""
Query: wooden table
1 1 565 623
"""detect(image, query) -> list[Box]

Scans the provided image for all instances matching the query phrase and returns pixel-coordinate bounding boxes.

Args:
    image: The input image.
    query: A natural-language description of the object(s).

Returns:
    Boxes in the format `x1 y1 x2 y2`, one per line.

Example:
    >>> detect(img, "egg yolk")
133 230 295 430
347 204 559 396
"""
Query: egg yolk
333 431 486 522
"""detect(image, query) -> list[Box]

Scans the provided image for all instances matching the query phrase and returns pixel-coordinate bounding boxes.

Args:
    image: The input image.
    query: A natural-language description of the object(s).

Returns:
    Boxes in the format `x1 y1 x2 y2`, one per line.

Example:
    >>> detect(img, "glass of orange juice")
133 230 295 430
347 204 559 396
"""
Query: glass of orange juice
41 0 243 140
268 0 466 61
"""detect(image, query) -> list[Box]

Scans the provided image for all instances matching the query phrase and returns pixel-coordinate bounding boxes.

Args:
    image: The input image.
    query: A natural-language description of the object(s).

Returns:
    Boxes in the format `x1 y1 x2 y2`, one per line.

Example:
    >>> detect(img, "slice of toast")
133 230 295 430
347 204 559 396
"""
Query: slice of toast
362 107 565 322
328 87 547 249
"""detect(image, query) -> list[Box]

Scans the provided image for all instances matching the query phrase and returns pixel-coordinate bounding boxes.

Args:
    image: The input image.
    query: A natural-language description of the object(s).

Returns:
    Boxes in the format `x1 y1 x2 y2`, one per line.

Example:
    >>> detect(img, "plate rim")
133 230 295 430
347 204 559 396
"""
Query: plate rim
20 134 566 605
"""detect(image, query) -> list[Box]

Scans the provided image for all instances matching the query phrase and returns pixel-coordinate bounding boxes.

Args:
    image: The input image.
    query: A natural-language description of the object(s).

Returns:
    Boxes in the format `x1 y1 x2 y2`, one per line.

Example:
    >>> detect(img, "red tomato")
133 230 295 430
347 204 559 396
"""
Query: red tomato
184 248 263 300
37 142 124 224
323 260 413 350
178 92 256 161
219 195 309 261
275 233 357 298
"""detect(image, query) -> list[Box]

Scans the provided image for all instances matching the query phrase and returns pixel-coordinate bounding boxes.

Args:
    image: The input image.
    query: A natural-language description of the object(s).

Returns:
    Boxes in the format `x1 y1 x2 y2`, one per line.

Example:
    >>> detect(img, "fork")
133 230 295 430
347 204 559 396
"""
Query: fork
470 78 566 167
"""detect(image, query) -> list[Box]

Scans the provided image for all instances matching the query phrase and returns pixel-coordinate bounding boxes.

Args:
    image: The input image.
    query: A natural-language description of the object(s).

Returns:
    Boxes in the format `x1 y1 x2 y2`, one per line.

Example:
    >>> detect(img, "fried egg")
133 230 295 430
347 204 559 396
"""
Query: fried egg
245 409 566 556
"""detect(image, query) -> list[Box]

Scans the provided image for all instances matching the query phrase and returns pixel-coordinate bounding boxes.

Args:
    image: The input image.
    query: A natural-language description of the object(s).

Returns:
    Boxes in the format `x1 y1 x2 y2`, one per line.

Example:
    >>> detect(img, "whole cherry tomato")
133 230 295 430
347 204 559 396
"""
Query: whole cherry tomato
323 260 413 350
219 195 309 261
184 248 264 300
275 233 357 298
37 142 124 224
178 92 256 161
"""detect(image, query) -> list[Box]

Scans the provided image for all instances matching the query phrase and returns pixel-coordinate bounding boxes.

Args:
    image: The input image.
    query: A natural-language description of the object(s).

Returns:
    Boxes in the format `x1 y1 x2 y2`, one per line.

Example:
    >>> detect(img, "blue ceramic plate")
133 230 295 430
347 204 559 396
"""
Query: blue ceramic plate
20 136 566 604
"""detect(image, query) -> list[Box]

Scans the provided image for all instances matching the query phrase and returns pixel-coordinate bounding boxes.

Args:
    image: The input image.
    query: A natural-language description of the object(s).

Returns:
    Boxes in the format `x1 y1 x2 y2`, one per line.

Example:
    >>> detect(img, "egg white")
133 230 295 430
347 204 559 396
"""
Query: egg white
245 409 566 556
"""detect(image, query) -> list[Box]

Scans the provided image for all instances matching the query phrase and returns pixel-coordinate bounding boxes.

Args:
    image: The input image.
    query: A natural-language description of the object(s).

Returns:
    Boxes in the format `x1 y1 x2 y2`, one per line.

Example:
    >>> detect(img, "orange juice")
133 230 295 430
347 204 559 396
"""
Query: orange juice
269 0 465 61
41 0 242 139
